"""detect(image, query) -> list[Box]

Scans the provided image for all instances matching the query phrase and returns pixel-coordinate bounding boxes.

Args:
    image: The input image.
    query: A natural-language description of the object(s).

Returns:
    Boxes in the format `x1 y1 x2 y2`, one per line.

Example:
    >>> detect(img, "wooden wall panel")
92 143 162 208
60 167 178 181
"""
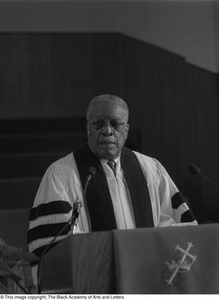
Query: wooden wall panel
184 65 219 222
0 33 123 119
0 32 219 223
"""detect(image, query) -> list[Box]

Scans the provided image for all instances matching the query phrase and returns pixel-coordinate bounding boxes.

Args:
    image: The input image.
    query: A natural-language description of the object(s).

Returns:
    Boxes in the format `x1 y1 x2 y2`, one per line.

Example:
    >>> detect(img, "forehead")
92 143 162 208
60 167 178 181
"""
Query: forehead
89 102 128 120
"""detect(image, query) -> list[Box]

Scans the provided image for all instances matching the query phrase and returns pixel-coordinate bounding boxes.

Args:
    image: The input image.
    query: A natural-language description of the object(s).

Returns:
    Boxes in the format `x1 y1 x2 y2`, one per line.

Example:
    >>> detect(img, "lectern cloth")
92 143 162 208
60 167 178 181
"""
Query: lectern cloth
113 224 219 294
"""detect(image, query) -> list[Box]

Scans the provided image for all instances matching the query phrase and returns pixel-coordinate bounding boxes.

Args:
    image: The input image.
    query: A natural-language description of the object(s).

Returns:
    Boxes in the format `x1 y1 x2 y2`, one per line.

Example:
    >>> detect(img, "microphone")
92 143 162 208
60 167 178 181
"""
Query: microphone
189 164 219 189
71 198 82 234
189 164 201 176
83 167 96 231
84 166 96 192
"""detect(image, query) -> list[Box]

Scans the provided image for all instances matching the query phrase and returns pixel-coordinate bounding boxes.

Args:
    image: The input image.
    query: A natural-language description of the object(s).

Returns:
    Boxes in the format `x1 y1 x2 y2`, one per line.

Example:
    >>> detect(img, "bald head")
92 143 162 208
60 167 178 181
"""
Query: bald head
86 94 129 122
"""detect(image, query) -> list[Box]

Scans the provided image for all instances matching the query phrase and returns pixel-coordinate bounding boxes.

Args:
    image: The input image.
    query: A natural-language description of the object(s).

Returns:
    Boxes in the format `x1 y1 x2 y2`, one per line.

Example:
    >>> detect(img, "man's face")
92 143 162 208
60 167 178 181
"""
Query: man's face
87 102 129 160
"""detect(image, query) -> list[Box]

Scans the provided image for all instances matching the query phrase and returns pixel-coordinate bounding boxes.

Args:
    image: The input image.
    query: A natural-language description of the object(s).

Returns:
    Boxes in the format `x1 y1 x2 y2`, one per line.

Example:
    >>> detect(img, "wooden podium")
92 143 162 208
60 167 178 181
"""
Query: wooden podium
39 231 116 294
40 224 219 294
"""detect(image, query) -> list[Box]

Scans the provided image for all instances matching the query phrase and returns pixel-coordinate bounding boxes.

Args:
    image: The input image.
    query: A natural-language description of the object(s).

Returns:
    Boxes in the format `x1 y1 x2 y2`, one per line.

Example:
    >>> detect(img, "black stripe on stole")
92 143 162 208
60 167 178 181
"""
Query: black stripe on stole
121 147 154 228
29 200 72 221
172 192 196 222
181 210 196 223
74 144 154 231
28 201 72 246
171 192 187 209
27 222 71 244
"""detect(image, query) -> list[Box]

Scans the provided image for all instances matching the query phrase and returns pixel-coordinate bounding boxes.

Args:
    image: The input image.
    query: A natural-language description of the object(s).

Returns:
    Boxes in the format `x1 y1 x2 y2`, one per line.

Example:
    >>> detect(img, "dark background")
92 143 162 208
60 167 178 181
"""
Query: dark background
0 33 219 224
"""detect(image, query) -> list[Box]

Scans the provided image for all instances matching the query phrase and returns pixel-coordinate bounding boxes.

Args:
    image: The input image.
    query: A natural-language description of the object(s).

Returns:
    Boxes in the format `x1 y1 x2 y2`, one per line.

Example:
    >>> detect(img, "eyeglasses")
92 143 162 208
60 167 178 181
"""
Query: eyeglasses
89 118 126 132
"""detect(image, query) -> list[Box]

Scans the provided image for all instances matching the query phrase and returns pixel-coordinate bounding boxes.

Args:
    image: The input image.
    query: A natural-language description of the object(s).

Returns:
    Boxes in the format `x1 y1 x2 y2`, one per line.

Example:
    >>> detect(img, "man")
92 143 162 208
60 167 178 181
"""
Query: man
28 94 197 258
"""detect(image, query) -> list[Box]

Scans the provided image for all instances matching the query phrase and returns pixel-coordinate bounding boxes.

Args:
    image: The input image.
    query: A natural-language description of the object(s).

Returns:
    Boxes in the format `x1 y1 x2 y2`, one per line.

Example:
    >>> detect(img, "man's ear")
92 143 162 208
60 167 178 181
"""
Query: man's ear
125 123 130 139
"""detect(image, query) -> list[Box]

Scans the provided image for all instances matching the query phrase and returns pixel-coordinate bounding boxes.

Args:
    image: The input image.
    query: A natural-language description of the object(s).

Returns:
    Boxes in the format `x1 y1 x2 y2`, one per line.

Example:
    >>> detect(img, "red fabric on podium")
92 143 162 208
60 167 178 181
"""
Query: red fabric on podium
113 224 219 294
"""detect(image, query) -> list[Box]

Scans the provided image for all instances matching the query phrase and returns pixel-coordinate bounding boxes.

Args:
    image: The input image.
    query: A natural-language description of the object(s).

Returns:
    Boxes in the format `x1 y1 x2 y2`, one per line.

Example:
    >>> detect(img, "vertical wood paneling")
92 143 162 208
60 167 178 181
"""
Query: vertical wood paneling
0 32 218 223
185 65 219 222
